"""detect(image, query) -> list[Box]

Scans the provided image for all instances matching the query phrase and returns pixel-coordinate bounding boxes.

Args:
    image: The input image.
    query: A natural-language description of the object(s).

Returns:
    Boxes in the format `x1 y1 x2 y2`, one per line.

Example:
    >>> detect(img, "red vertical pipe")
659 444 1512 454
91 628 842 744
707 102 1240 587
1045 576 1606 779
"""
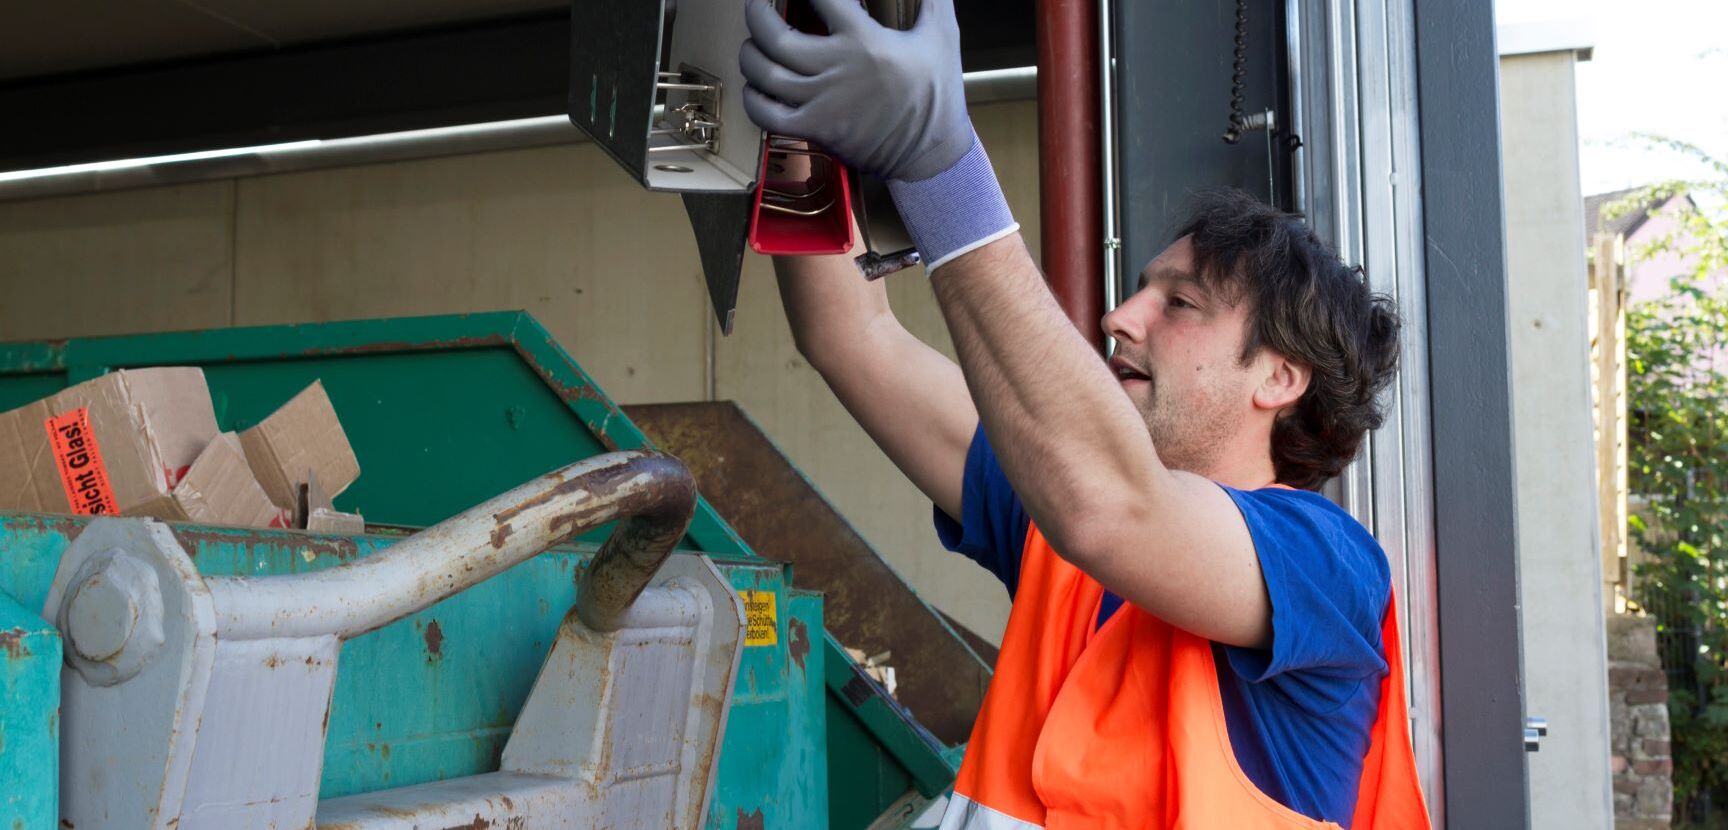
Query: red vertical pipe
1036 0 1104 351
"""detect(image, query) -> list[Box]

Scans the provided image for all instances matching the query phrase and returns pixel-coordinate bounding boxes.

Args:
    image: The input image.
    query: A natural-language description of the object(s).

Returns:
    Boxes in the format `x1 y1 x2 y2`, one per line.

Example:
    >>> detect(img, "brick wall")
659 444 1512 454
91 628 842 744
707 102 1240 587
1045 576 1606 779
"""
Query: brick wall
1609 615 1673 829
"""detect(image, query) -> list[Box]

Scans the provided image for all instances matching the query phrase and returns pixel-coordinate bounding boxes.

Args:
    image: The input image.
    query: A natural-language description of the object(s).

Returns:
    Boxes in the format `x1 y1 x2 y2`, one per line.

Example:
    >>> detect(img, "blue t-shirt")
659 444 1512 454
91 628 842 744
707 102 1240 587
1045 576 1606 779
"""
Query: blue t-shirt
934 427 1390 827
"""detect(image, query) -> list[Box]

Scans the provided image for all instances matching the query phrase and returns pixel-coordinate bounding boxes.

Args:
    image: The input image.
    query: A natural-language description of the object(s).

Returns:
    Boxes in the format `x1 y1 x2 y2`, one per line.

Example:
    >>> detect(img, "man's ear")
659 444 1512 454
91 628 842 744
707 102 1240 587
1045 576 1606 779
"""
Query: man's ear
1253 353 1310 413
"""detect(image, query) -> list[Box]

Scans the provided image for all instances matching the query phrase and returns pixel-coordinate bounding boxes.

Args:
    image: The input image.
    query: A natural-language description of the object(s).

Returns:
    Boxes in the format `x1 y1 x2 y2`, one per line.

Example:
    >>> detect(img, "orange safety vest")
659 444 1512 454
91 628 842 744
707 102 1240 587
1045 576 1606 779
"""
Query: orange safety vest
940 523 1431 830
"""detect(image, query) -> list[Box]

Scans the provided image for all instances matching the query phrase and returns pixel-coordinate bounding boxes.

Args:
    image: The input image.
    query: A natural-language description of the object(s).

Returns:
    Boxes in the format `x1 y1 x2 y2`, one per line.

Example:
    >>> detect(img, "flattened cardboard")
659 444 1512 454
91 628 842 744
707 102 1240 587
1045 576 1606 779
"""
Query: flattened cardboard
239 381 359 511
0 368 218 516
128 367 219 485
130 433 284 529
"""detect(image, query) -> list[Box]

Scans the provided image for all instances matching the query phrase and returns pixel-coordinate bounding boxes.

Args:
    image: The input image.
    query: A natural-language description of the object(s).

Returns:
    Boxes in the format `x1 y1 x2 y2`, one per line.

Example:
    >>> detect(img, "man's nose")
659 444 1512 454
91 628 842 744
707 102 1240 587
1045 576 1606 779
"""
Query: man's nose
1102 300 1141 345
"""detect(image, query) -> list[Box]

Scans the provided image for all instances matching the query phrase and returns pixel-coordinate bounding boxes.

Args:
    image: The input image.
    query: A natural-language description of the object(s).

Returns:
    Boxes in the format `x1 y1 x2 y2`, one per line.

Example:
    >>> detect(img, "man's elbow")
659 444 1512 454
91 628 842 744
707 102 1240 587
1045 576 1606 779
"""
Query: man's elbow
785 313 856 374
787 326 830 371
1044 499 1155 574
795 310 899 378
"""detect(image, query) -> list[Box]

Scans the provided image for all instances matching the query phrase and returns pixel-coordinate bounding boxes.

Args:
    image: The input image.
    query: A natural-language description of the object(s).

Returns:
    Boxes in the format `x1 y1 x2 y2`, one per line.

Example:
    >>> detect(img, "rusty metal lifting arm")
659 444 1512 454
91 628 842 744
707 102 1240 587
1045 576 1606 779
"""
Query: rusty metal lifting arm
205 450 696 640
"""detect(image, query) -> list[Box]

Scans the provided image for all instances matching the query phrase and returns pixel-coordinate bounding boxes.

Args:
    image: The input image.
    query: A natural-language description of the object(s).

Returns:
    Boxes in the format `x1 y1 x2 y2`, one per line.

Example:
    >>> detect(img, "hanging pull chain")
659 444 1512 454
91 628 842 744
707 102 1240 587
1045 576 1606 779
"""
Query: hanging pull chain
1223 0 1249 144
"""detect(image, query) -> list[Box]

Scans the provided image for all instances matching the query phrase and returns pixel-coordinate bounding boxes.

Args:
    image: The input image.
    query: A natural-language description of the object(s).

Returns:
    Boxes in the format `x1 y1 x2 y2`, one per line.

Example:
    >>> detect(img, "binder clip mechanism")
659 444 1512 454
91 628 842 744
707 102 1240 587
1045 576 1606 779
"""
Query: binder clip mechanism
651 67 723 157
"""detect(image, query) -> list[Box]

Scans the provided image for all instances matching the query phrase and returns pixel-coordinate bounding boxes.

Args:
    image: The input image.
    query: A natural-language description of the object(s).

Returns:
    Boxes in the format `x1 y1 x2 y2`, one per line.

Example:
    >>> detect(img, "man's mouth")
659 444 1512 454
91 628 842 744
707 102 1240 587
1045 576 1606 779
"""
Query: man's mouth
1109 356 1152 383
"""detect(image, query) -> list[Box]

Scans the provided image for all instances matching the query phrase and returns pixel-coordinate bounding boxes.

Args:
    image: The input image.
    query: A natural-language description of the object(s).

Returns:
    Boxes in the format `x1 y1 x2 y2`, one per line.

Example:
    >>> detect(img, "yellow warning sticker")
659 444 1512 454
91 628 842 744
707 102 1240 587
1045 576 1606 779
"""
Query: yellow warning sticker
739 590 777 647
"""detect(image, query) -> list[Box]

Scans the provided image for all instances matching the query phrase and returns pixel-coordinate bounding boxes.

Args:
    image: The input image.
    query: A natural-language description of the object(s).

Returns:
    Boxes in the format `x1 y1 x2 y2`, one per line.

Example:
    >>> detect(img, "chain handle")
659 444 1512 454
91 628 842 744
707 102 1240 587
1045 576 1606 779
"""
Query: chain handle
1222 0 1249 144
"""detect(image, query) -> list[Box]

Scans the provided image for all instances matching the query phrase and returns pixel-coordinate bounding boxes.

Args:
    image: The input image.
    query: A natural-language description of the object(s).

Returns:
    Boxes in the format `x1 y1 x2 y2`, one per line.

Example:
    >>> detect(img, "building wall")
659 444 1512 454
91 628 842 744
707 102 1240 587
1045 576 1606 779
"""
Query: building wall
0 101 1040 643
1499 49 1615 829
1607 615 1674 829
1624 197 1725 305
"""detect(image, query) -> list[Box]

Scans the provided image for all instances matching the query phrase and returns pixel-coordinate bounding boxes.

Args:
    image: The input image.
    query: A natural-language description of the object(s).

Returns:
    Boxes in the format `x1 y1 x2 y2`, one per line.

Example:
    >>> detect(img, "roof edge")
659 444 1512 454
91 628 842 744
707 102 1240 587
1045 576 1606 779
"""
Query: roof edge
1498 18 1595 60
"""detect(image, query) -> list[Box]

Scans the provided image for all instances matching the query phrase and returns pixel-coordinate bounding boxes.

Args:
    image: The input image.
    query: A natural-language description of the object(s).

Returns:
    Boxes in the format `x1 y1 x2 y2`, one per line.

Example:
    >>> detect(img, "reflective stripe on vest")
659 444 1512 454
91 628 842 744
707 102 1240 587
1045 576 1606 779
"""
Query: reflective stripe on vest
941 793 1046 830
942 521 1431 830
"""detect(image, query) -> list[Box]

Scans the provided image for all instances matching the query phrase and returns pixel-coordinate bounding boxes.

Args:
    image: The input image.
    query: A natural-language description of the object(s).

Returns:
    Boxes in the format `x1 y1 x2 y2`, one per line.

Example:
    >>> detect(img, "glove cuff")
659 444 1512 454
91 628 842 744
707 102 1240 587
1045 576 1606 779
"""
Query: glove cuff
887 131 1020 273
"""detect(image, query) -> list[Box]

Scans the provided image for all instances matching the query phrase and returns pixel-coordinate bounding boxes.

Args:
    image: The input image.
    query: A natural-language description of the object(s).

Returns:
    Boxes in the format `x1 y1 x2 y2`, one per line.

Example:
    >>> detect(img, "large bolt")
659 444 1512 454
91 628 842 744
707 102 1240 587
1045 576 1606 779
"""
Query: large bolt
67 570 142 662
58 550 164 685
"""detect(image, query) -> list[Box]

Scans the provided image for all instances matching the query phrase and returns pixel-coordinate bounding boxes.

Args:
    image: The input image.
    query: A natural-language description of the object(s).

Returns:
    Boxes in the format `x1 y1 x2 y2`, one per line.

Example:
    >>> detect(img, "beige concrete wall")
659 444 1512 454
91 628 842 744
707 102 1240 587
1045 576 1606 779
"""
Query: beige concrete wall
0 101 1034 641
0 181 235 339
1499 50 1614 829
229 140 713 406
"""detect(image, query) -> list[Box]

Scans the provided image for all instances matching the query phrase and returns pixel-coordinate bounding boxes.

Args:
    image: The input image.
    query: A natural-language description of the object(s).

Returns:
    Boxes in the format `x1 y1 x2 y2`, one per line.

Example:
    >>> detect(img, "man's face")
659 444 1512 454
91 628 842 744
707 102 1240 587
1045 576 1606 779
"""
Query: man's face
1102 236 1264 475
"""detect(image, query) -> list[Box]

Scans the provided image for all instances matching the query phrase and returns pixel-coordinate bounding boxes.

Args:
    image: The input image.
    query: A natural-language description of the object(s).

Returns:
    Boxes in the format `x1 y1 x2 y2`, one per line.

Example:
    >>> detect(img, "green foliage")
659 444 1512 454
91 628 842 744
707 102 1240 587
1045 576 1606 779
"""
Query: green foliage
1624 139 1728 824
1673 685 1728 824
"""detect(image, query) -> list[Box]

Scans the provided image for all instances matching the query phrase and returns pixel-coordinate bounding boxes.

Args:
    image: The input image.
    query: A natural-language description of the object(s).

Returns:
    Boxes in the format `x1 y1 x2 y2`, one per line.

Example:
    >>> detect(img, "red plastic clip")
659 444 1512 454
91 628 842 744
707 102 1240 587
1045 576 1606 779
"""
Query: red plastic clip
748 137 855 255
745 0 855 256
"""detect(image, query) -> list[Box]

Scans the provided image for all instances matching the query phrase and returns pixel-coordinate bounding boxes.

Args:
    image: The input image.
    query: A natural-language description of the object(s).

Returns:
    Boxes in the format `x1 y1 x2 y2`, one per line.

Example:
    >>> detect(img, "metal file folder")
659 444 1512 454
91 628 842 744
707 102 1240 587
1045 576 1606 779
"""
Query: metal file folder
568 0 921 334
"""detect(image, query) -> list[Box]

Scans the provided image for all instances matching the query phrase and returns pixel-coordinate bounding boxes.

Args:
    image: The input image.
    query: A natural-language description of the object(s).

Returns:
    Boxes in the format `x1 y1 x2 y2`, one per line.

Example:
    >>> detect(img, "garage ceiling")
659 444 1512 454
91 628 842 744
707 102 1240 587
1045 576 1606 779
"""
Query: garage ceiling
0 0 562 81
0 0 1033 172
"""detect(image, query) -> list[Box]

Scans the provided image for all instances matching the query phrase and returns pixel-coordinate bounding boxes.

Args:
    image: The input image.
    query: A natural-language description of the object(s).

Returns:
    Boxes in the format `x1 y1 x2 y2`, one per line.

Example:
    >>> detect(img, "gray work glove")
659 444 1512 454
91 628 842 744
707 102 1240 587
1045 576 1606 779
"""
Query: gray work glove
739 0 972 183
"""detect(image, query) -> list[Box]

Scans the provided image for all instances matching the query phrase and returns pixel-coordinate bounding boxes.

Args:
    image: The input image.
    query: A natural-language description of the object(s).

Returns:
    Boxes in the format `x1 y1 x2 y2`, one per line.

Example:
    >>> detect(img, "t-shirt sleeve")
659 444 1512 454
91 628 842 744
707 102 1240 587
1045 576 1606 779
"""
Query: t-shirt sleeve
932 425 1032 595
1220 487 1391 710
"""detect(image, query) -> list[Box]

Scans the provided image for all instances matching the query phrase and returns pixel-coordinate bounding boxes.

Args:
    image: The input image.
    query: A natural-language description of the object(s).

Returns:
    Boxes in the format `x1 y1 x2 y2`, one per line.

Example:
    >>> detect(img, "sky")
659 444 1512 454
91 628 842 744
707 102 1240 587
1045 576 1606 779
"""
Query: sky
1497 0 1728 197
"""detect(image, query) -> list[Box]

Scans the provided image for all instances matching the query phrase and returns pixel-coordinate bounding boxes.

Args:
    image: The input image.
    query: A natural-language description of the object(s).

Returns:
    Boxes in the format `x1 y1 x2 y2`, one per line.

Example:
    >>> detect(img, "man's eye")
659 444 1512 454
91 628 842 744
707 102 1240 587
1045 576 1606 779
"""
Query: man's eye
1169 295 1195 310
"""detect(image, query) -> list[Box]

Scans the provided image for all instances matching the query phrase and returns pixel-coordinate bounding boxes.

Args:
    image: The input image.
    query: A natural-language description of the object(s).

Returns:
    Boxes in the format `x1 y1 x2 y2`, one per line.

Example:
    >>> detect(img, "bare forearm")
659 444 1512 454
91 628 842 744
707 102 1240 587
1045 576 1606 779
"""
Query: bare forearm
772 252 893 364
929 235 1166 551
772 253 976 517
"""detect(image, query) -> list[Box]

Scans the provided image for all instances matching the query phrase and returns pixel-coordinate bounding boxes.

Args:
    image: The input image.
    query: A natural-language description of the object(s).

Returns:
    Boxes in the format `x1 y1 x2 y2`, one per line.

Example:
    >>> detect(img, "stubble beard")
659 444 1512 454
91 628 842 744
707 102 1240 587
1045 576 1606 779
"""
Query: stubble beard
1136 373 1242 476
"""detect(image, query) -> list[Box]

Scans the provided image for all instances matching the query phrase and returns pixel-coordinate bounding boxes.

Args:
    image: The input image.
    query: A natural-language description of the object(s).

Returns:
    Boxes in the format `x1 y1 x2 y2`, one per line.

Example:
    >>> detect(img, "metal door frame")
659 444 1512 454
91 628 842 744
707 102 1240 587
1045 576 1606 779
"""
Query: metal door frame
1409 0 1531 824
1300 0 1529 824
1289 0 1451 821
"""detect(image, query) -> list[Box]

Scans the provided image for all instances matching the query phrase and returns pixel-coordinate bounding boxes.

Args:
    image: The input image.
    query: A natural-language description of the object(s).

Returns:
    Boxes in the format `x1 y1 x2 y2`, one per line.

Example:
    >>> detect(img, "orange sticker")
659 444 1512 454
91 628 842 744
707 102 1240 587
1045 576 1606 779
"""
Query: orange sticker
45 408 119 516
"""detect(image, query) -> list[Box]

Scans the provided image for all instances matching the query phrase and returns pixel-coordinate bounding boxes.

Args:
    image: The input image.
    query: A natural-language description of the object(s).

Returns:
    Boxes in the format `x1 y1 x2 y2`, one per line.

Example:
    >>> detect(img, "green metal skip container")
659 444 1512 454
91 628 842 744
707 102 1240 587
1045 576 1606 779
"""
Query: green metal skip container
0 312 986 829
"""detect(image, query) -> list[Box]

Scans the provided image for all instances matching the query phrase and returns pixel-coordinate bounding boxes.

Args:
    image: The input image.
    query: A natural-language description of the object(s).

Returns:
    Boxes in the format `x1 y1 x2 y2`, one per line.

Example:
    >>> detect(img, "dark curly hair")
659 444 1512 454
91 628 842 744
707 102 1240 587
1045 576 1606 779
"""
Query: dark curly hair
1172 189 1400 490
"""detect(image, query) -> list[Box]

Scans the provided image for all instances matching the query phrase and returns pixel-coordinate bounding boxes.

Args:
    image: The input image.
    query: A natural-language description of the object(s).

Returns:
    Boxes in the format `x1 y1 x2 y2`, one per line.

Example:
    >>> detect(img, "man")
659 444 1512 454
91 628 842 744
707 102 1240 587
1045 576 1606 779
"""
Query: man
740 0 1431 827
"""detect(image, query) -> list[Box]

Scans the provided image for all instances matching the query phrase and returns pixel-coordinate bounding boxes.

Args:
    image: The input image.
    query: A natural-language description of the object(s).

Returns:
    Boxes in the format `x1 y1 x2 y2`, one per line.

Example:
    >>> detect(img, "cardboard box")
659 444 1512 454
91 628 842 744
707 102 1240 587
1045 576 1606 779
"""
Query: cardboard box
0 369 359 532
240 381 360 512
0 368 218 516
132 433 289 529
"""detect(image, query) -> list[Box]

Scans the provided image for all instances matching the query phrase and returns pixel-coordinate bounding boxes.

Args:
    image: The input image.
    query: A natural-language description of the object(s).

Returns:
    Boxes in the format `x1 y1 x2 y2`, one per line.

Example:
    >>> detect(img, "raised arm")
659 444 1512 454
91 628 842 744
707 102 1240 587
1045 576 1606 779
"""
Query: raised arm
930 236 1271 648
740 0 1274 647
772 246 977 520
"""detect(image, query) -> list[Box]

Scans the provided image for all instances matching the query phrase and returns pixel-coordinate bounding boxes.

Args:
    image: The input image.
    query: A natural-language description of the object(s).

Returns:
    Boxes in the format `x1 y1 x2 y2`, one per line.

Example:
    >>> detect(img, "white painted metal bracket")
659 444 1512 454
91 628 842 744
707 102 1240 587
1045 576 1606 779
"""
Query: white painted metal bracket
568 0 763 193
